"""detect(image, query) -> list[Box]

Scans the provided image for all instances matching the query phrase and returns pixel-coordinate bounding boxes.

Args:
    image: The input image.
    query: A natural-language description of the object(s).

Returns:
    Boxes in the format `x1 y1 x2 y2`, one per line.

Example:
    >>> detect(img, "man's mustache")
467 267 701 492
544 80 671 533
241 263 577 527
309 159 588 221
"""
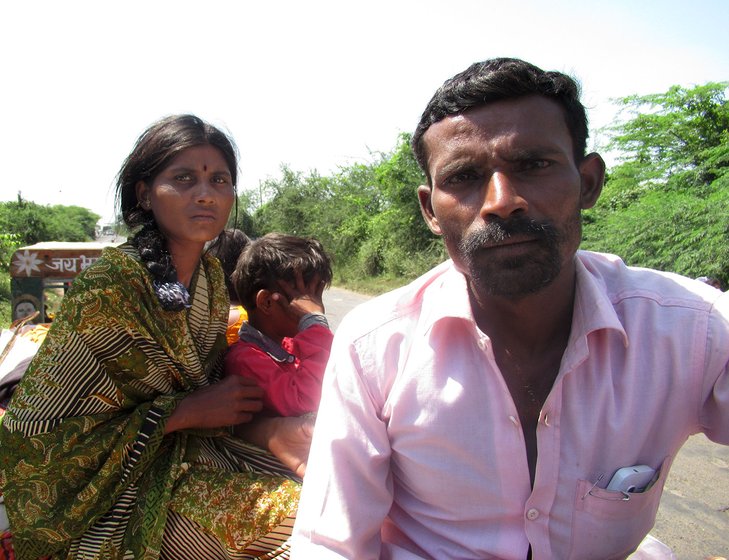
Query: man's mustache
460 216 558 251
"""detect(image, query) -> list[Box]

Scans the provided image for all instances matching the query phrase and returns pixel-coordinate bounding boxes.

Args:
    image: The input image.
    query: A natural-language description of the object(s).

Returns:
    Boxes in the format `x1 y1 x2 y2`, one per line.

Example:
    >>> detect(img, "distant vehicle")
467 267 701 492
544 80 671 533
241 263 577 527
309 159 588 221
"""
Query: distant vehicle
10 241 119 323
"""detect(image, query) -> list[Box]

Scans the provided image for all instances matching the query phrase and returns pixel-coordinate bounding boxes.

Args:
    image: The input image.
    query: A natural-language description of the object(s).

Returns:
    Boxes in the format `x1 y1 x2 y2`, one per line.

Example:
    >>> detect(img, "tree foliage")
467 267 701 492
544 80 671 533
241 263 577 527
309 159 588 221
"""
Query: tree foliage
601 82 729 204
584 82 729 286
583 187 729 282
244 134 441 283
0 197 100 246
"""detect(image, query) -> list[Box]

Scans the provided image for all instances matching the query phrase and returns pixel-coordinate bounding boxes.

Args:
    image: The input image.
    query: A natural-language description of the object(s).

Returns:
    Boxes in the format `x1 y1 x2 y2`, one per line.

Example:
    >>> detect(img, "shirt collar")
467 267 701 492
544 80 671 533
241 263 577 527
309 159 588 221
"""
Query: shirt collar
572 251 629 347
237 322 295 363
417 260 477 329
418 256 628 347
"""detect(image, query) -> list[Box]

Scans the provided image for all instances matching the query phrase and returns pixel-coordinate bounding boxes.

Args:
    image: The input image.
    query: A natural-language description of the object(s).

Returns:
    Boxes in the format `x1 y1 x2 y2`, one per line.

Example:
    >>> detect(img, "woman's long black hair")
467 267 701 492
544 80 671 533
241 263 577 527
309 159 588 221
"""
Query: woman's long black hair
115 114 239 310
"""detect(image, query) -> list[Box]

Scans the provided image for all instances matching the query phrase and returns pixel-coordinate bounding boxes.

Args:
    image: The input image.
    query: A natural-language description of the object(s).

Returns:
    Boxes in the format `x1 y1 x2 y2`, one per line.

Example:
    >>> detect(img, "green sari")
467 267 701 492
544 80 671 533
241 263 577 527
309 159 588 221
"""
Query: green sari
0 245 299 560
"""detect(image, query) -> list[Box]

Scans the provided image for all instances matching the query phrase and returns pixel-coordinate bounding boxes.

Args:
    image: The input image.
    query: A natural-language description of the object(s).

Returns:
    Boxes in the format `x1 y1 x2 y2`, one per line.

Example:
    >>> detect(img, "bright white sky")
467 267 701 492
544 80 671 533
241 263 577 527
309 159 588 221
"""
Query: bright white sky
1 0 727 223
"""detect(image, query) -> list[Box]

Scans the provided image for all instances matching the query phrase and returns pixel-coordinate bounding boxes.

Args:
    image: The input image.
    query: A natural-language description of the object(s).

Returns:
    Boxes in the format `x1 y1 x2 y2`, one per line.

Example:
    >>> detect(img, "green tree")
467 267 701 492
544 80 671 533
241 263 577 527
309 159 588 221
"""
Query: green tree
584 82 729 286
365 133 441 277
248 136 441 283
0 197 99 245
229 190 257 235
252 165 333 238
46 205 100 241
0 232 21 308
0 197 50 245
327 162 383 273
583 187 729 282
601 82 729 206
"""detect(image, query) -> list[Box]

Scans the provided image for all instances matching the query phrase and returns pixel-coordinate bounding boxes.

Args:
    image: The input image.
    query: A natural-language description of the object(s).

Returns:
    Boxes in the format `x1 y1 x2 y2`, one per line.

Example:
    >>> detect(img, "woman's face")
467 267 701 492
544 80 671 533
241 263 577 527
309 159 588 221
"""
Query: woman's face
136 144 235 255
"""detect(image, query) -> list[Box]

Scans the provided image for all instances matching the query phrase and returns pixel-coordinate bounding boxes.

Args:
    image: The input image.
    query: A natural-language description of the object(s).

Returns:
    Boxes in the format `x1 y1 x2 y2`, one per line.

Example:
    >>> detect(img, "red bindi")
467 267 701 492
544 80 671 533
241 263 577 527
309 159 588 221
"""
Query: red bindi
203 165 208 172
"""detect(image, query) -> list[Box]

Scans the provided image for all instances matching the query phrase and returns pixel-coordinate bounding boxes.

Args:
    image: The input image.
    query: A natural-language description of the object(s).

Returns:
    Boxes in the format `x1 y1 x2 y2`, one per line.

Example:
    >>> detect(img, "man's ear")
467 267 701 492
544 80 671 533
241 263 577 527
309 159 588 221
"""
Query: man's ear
578 153 606 210
417 184 443 236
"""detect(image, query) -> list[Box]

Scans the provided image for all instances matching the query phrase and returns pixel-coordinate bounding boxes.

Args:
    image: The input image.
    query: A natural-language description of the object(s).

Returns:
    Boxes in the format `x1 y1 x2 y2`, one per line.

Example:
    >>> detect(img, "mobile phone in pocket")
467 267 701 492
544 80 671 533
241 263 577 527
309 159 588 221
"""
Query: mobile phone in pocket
606 465 656 493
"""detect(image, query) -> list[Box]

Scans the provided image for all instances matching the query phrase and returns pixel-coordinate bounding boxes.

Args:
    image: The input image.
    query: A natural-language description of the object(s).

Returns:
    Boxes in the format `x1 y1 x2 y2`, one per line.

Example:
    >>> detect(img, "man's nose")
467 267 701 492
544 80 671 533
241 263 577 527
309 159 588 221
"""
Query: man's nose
480 172 527 220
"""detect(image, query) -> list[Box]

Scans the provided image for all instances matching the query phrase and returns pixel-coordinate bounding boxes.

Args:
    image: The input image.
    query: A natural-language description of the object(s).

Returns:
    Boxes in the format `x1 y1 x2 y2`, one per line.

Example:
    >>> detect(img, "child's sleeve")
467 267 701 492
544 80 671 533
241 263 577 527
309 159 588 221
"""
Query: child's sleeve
223 321 333 416
273 321 333 416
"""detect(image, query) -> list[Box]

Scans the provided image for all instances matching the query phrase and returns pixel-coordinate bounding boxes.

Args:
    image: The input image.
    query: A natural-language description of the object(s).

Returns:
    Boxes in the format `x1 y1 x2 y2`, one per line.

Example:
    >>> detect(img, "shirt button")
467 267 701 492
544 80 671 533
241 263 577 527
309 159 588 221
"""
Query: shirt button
526 508 540 521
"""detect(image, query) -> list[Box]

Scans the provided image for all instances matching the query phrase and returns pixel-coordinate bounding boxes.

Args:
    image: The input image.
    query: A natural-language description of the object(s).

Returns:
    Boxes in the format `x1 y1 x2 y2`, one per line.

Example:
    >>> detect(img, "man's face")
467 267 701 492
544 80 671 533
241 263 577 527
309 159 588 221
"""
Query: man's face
418 95 604 299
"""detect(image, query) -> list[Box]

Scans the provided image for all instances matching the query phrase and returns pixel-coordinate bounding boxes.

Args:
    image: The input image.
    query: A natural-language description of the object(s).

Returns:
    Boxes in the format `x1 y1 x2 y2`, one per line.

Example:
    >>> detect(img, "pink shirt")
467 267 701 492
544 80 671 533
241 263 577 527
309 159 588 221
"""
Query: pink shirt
292 252 729 559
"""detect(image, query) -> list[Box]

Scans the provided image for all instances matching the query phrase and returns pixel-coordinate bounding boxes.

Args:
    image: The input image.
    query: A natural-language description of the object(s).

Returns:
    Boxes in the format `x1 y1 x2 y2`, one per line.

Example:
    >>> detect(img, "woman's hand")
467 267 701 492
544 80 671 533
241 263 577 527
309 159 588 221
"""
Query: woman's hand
236 415 315 477
165 375 264 434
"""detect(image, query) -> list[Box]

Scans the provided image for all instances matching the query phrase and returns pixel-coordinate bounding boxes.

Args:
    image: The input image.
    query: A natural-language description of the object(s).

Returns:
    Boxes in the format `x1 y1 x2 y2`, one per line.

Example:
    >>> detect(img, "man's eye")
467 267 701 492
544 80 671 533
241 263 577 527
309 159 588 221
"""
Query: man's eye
521 159 551 171
445 170 480 185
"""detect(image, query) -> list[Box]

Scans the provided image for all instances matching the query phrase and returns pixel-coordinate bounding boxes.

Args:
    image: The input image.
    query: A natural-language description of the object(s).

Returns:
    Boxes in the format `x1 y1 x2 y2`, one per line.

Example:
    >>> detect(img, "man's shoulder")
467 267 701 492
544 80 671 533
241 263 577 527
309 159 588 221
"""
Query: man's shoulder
338 260 463 338
577 250 724 310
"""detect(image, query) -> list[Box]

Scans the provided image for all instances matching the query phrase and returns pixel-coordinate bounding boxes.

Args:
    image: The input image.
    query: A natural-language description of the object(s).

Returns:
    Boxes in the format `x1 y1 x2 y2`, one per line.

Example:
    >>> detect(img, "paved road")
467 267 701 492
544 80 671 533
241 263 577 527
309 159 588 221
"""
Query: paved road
323 286 374 331
652 435 729 559
322 286 729 559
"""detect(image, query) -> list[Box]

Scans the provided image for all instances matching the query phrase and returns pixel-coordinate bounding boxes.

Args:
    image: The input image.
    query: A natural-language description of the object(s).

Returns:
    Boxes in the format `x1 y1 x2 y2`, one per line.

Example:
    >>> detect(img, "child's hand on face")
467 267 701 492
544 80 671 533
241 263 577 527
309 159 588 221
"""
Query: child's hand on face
272 271 326 322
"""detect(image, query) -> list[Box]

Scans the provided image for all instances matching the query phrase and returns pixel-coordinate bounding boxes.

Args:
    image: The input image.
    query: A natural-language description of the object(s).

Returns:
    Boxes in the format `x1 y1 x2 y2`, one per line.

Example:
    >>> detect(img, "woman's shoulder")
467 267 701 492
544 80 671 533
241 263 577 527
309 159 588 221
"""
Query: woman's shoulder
201 250 224 278
74 243 145 285
62 243 152 312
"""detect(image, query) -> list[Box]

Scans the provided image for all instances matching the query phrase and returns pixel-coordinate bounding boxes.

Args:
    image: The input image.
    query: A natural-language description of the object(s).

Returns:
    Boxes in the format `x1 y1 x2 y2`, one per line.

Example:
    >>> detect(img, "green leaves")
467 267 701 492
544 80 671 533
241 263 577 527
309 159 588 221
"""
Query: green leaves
586 82 729 287
0 198 100 246
245 134 431 283
604 82 729 192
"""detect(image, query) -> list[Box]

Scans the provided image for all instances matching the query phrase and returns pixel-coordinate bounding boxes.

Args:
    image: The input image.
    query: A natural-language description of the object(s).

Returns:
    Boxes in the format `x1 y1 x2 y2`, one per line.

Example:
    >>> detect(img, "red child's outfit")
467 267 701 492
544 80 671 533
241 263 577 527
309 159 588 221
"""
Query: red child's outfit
223 313 333 416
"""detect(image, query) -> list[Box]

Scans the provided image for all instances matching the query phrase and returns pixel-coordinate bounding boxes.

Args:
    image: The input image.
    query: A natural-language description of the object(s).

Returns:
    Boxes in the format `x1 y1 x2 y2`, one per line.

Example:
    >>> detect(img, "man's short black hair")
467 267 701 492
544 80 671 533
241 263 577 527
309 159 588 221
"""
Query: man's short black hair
412 58 589 182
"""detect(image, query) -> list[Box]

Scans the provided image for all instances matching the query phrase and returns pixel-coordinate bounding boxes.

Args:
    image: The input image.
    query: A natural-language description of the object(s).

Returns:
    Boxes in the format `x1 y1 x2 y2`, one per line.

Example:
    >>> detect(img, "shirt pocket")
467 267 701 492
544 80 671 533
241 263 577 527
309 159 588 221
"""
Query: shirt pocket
567 457 671 560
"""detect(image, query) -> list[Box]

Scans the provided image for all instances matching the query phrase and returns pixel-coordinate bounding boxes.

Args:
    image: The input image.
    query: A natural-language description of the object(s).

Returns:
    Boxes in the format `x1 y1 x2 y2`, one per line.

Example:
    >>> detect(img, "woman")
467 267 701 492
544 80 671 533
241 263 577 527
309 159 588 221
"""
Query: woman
0 115 311 559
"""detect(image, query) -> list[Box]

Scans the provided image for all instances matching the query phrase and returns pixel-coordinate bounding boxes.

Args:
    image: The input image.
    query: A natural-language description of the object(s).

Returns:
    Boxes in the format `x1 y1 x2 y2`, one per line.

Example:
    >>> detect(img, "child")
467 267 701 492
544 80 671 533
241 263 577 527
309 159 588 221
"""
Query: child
224 233 334 416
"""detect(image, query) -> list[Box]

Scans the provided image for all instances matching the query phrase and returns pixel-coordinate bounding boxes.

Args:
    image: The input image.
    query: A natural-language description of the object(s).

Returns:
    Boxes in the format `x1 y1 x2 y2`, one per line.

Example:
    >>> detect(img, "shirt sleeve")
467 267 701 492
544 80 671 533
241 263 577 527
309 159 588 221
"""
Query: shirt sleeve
700 290 729 443
224 324 333 416
292 323 393 559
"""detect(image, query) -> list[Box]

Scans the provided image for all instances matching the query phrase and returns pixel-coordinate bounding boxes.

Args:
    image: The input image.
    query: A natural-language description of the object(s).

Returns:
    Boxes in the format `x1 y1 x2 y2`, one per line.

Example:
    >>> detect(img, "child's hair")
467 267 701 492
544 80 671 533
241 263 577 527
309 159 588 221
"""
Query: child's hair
231 233 333 311
207 228 251 301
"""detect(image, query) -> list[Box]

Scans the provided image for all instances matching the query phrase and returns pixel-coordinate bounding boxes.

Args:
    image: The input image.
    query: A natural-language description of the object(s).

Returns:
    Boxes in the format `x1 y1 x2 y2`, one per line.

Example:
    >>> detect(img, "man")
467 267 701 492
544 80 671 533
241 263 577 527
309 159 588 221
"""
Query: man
291 58 729 559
